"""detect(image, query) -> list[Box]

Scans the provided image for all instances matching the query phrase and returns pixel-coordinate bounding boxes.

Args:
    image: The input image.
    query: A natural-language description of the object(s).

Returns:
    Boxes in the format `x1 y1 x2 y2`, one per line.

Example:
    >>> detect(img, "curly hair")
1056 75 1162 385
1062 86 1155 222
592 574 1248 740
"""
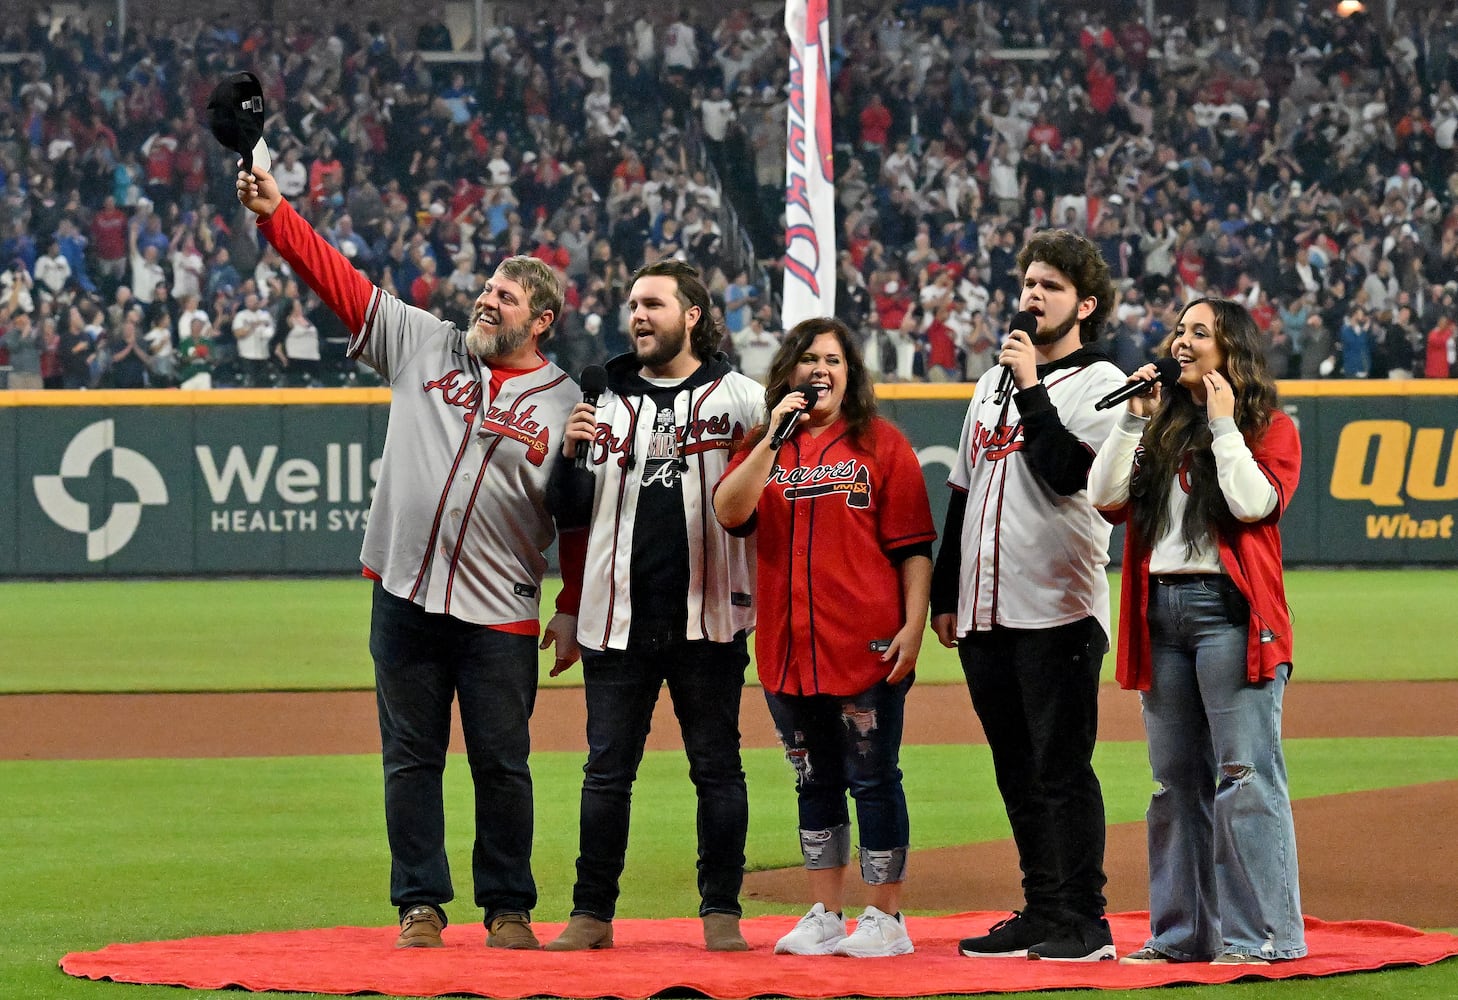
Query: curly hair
1131 297 1281 555
495 255 564 343
1014 229 1116 343
749 316 878 448
631 258 724 359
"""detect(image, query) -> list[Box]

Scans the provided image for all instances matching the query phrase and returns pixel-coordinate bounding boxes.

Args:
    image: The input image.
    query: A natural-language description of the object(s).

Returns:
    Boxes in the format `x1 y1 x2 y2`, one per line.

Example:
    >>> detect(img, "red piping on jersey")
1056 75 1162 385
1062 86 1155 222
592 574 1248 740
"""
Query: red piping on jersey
1041 365 1088 390
773 434 801 693
441 433 503 616
442 373 568 614
687 381 720 638
347 288 383 360
598 393 641 650
968 417 996 627
408 411 478 604
802 430 844 693
989 460 1010 622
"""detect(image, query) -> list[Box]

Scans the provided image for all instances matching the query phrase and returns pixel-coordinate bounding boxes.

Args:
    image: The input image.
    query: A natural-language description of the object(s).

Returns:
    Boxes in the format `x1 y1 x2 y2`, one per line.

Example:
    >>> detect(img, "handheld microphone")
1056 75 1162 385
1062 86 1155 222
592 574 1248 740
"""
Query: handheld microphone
994 310 1039 402
769 383 822 450
574 364 609 469
1094 356 1182 410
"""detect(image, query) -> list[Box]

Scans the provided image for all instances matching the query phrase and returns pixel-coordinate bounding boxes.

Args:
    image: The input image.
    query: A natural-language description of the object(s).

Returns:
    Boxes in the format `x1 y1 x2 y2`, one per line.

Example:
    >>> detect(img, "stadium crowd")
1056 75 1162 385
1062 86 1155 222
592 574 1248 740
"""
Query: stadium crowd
2 0 1458 389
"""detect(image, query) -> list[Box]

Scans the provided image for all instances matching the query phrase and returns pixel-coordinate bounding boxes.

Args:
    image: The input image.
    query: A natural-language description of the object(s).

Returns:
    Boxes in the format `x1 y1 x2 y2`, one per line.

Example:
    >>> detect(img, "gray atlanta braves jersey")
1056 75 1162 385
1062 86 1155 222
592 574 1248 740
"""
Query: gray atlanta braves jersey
259 200 579 627
946 351 1126 639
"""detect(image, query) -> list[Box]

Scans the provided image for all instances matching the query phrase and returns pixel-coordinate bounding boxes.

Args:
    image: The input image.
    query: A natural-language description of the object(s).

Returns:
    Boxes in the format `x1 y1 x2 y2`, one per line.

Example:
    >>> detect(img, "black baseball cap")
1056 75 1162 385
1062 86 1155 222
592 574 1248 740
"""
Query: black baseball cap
206 71 271 172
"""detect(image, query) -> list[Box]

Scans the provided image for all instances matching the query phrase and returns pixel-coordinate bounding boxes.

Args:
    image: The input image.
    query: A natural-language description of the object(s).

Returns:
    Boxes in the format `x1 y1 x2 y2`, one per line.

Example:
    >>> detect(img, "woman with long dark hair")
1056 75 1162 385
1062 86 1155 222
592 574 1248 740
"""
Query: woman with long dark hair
714 316 934 958
1089 297 1306 966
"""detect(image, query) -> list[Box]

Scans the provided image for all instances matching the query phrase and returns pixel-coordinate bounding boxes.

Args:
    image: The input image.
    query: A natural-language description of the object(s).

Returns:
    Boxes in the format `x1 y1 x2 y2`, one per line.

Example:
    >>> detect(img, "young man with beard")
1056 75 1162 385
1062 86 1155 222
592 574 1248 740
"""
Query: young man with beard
235 165 581 952
930 230 1128 962
543 259 766 953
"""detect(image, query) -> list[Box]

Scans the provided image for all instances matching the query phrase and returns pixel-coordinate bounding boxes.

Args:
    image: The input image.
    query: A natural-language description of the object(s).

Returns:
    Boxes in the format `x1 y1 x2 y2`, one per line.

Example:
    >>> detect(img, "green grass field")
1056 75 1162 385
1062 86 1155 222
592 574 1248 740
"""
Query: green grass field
3 573 1457 999
1 570 1455 692
7 740 1458 1000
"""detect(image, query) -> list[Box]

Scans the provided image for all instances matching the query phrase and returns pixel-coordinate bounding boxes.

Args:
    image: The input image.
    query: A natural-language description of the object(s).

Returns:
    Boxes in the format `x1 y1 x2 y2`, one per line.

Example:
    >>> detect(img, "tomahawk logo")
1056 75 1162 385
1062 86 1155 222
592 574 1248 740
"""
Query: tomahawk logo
33 419 169 561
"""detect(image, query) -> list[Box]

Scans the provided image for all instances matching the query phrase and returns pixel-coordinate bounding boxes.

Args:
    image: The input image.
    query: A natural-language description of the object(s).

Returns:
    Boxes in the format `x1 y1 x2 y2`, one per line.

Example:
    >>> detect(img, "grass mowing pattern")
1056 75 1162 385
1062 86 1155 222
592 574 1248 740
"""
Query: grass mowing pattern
2 570 1455 692
5 741 1458 1000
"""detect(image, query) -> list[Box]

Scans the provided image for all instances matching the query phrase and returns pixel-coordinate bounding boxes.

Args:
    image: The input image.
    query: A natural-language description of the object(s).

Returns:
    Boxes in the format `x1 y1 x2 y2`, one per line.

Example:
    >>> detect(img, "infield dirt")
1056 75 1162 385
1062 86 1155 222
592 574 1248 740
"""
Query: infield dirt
5 681 1454 929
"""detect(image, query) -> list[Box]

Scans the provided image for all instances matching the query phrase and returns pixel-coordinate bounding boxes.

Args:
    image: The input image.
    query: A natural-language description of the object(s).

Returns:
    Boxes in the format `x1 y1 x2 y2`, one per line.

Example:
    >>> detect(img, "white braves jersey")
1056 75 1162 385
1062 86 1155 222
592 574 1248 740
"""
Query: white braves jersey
574 365 765 651
947 356 1126 639
350 292 578 626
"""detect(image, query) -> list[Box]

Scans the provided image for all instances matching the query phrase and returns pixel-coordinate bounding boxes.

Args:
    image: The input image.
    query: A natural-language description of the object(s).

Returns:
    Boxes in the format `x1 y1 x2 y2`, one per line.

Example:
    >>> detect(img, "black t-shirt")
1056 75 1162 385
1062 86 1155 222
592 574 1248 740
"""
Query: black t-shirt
628 384 690 645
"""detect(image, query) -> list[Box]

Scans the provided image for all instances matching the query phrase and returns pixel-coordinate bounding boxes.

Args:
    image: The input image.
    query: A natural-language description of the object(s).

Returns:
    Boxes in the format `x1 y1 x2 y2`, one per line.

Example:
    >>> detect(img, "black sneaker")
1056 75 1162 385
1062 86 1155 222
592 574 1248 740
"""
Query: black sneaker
958 911 1056 958
1027 917 1116 962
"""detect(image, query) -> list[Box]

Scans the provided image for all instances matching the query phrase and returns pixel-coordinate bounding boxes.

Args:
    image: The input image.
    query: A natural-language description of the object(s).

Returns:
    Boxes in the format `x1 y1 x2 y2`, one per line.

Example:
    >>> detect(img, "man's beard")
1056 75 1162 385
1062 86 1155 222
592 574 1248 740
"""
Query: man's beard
467 307 532 360
1032 309 1078 346
634 318 689 369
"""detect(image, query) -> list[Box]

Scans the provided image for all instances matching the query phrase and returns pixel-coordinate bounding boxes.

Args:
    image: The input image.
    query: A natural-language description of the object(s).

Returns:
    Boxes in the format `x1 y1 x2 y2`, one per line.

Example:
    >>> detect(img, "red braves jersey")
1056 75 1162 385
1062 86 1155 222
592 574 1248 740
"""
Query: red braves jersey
728 417 936 696
258 200 579 627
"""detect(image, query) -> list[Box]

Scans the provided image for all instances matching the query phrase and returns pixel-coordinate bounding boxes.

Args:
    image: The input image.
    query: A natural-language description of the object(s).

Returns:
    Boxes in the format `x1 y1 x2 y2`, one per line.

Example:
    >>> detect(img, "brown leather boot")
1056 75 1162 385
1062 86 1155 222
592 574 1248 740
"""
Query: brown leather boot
703 912 749 951
487 912 541 950
395 905 445 948
544 913 614 951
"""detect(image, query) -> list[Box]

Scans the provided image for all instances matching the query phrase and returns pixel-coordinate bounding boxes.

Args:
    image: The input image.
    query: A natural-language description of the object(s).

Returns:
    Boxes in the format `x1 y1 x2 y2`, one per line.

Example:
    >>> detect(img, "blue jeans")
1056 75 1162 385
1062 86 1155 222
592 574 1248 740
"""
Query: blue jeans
1142 577 1306 960
369 582 538 924
571 635 749 919
764 678 912 883
958 618 1109 927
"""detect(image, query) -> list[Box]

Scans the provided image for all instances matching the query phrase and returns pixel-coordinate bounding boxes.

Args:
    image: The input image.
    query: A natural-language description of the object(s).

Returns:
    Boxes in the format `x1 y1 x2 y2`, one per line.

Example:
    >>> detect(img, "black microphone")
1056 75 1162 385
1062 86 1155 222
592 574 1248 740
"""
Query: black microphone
1094 356 1183 410
574 364 609 469
769 383 822 450
995 310 1039 402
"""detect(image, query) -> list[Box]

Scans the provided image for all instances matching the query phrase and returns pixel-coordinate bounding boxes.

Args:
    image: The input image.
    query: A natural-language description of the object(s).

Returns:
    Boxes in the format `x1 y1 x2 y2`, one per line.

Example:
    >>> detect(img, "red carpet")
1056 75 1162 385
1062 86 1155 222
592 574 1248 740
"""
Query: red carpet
60 912 1458 997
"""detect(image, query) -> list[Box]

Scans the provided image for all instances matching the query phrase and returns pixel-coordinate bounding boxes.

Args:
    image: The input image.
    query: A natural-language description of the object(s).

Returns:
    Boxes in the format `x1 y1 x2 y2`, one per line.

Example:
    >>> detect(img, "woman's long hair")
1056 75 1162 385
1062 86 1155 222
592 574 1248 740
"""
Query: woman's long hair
1131 297 1280 554
750 316 877 448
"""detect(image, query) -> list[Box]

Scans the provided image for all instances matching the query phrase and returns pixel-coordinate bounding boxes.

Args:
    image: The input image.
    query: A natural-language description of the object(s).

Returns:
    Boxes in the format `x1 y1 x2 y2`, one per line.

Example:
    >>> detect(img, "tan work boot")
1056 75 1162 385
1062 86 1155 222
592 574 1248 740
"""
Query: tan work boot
487 912 541 950
395 905 445 948
544 913 614 951
703 912 749 951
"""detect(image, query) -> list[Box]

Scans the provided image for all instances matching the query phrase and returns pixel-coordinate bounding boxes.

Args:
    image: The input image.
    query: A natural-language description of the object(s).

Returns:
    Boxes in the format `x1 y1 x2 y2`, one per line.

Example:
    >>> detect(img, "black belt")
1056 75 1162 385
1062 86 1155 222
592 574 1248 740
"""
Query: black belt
1152 573 1228 587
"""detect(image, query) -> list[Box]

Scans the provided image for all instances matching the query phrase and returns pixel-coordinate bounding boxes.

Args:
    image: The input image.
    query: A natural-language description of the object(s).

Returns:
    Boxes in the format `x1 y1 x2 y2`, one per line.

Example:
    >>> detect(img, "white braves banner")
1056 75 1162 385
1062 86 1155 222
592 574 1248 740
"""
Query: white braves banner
782 0 836 330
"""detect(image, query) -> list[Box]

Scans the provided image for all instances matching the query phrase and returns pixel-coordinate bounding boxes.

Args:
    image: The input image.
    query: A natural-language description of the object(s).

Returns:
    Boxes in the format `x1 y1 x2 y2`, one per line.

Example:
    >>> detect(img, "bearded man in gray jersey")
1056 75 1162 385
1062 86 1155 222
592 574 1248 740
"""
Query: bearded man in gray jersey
237 164 583 952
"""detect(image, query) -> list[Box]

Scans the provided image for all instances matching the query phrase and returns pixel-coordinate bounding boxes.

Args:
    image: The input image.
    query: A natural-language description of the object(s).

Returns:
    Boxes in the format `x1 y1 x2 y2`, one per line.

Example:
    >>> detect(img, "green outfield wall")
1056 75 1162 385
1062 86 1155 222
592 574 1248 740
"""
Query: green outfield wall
1 381 1454 575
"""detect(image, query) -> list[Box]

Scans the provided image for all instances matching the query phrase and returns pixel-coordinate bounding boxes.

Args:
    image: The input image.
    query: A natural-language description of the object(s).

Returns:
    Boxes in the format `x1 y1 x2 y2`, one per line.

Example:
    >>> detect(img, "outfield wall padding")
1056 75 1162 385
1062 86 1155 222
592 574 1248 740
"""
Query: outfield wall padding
1 382 1454 575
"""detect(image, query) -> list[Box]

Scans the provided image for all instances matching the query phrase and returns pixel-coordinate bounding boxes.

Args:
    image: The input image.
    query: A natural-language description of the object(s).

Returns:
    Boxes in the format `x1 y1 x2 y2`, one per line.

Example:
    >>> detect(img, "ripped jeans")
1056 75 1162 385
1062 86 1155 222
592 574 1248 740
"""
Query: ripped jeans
1141 577 1306 960
763 677 912 884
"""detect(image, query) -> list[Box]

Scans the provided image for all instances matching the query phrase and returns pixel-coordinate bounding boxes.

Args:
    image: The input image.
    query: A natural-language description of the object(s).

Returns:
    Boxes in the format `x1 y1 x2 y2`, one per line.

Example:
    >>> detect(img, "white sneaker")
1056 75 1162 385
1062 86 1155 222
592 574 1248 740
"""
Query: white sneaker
833 905 914 958
774 902 848 955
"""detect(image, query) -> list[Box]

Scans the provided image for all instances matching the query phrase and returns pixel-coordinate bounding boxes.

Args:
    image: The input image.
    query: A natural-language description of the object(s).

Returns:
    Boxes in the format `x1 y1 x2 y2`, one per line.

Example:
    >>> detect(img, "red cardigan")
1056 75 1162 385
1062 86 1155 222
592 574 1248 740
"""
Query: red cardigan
1110 411 1301 690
